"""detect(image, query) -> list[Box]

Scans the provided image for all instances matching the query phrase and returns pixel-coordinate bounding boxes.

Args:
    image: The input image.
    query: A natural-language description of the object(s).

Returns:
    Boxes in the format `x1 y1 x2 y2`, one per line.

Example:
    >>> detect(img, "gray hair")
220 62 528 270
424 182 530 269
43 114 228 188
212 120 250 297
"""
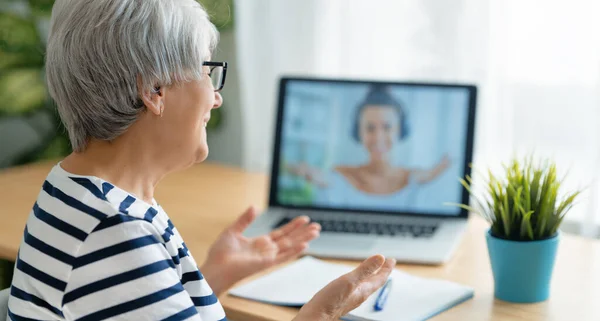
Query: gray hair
46 0 219 151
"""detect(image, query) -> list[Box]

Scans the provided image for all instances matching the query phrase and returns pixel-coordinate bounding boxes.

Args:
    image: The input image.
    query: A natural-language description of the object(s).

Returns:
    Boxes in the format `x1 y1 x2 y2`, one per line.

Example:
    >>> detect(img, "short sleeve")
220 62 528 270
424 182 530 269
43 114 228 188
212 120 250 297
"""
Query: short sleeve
62 217 202 321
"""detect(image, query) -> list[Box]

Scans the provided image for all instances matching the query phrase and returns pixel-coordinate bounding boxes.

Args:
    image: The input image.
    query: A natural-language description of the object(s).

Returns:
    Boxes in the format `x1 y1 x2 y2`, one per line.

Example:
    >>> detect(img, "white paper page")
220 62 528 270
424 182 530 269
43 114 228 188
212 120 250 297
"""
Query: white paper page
229 256 354 306
346 269 474 321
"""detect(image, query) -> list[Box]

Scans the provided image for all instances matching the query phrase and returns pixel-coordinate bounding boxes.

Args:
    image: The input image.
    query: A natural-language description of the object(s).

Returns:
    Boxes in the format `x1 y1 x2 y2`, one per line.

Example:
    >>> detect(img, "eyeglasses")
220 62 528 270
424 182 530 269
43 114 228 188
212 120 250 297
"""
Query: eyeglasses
202 61 227 92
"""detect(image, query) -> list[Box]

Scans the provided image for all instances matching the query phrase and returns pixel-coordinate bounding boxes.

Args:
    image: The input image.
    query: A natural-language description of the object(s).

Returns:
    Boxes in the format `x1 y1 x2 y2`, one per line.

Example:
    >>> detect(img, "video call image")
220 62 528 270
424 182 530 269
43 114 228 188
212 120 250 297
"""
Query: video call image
277 80 471 216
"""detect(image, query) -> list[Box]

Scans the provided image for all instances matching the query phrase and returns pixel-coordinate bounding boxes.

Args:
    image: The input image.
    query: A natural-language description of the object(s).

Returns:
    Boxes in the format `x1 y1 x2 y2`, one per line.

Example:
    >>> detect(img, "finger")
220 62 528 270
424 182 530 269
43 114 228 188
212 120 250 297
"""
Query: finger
282 222 320 244
269 215 310 240
358 258 396 294
273 243 308 265
275 223 320 251
348 254 386 283
274 230 318 254
345 258 396 312
271 216 311 241
229 206 258 234
293 223 321 242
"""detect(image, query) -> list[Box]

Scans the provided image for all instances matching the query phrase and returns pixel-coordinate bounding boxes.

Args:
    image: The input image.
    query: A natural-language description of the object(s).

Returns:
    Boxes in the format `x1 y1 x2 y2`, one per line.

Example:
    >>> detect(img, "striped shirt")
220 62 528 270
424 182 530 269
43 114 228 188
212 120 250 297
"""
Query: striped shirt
7 164 227 320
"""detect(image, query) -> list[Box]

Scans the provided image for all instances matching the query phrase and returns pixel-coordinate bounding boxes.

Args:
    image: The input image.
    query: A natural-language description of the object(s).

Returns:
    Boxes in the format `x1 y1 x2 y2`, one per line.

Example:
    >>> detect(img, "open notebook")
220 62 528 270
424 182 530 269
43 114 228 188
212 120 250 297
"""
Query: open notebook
229 256 474 321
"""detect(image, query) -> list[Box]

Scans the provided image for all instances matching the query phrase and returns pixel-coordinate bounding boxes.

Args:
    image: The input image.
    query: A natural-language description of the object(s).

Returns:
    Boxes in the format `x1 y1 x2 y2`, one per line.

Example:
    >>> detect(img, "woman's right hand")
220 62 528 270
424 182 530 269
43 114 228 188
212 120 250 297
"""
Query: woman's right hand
293 255 396 321
285 162 329 187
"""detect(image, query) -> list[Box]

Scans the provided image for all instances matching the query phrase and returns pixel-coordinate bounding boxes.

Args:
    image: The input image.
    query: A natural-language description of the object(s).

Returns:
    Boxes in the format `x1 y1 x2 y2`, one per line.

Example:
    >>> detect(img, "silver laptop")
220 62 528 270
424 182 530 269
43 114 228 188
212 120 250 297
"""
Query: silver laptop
244 77 478 265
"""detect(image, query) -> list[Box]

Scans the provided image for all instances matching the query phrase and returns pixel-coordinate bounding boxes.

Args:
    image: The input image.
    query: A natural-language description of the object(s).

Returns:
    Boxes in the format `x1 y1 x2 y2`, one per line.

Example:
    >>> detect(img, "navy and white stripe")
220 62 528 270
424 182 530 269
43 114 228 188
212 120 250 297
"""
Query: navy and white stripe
7 164 227 320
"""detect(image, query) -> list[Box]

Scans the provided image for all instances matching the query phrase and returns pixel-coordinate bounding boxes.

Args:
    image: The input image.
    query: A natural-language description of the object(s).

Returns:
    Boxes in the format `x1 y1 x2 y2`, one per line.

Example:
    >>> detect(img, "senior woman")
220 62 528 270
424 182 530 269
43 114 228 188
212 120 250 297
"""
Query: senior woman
7 1 394 320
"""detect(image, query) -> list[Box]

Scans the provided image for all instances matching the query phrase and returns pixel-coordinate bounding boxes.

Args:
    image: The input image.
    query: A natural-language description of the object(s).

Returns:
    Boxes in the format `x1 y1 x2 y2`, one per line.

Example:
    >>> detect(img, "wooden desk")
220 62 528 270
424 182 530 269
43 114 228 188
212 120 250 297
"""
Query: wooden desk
0 160 598 321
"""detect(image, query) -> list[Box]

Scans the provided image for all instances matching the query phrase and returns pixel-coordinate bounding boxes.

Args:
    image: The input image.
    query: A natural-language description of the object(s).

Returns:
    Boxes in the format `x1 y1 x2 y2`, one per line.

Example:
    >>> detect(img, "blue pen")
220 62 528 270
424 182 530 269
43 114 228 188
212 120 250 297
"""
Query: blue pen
374 278 392 311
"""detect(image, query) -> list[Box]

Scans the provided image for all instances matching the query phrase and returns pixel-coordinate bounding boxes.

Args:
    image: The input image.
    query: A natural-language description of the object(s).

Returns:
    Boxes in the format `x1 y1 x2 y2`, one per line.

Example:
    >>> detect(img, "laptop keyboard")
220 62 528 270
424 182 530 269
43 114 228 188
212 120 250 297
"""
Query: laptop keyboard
273 216 438 238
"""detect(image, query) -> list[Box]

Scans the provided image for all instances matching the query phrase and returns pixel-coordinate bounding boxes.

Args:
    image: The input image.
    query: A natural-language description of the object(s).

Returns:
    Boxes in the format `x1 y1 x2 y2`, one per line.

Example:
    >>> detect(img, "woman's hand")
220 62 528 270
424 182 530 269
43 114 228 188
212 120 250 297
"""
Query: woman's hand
285 162 329 187
414 154 452 184
201 206 321 296
438 154 451 170
294 255 396 321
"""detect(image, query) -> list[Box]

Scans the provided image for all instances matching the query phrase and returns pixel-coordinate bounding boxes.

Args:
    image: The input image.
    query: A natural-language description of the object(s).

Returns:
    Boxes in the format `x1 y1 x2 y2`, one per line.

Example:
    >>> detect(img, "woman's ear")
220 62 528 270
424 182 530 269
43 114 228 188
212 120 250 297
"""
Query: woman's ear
138 77 164 116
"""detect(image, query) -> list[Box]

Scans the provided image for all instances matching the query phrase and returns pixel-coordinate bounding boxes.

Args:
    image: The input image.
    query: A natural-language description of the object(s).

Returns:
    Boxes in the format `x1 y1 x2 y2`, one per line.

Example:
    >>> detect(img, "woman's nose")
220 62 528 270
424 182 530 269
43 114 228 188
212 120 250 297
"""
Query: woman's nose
374 129 386 141
213 92 223 109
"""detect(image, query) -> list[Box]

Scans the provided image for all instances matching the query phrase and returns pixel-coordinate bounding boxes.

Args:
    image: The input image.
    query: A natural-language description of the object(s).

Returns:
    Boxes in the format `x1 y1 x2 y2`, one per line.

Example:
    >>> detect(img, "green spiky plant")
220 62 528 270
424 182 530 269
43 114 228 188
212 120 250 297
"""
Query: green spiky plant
455 157 581 241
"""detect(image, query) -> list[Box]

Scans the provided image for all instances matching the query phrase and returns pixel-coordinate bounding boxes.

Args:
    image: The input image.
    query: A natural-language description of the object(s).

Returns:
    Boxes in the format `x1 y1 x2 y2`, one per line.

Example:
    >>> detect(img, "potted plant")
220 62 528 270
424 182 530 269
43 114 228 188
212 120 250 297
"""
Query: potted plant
455 157 580 303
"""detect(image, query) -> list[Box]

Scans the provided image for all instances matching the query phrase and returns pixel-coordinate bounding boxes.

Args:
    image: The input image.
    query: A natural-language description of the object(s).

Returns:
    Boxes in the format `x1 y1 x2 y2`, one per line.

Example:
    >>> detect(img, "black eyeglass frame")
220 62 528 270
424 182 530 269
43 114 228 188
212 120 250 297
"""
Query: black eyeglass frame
203 61 228 92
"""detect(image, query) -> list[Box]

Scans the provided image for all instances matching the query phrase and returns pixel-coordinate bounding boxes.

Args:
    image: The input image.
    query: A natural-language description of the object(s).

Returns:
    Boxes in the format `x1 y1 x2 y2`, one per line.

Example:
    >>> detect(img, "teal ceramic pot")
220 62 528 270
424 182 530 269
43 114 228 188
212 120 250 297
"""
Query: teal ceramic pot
485 229 559 303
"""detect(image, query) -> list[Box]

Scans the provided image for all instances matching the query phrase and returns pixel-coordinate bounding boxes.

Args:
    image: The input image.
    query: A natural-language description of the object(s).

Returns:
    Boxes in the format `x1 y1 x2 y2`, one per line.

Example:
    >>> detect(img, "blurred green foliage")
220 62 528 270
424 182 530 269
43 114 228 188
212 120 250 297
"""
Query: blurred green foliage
278 184 315 205
277 162 317 204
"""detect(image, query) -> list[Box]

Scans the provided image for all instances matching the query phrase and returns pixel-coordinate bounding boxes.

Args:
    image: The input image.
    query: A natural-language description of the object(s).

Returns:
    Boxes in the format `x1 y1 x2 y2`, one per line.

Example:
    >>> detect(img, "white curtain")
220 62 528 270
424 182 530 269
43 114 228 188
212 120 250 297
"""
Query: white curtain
234 0 600 236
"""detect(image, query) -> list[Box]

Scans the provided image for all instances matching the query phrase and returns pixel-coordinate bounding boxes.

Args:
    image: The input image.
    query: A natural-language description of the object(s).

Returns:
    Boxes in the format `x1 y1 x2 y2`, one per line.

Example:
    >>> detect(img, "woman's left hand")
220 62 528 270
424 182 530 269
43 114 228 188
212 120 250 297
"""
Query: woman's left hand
200 206 321 296
439 154 451 169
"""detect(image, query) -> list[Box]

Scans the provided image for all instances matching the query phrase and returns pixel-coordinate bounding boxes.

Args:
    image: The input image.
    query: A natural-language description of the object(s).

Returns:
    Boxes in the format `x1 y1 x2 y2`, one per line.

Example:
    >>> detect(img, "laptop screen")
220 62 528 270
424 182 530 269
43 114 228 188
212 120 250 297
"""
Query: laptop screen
271 78 477 217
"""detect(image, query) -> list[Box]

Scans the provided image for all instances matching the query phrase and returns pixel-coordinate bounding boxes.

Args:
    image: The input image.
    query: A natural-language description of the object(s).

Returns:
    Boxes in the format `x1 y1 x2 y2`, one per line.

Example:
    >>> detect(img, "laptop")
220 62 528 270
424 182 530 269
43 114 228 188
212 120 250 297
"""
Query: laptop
243 77 478 265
